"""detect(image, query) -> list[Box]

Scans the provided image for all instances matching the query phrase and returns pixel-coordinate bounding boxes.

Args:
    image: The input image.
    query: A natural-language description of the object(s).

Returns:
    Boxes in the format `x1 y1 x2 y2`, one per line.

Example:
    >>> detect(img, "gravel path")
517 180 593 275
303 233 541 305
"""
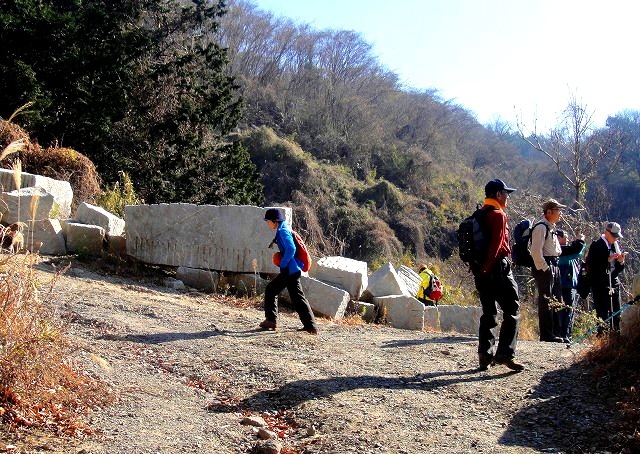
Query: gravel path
5 261 620 453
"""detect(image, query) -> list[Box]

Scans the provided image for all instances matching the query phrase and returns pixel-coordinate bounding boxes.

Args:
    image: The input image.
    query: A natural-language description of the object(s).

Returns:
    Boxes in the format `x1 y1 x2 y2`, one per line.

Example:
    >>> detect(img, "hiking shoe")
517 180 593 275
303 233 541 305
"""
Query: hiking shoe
297 327 318 335
259 320 277 331
494 356 525 372
540 336 565 343
478 353 494 371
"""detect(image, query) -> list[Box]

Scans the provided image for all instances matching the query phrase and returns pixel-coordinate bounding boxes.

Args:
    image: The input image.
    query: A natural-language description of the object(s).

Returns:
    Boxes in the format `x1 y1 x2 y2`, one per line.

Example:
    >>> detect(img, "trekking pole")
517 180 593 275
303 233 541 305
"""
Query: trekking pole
568 294 640 348
608 269 615 331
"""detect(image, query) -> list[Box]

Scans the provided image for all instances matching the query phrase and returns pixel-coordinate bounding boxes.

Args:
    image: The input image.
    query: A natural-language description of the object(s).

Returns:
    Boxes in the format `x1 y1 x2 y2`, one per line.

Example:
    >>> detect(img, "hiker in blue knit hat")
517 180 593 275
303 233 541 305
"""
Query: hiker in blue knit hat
259 208 318 334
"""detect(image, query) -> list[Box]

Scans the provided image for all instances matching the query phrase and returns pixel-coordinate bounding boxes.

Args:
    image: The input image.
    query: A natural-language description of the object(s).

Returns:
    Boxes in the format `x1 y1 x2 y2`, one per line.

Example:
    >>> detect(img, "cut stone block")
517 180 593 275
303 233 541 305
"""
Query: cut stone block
374 295 425 331
438 305 484 335
0 187 56 224
279 276 350 319
76 202 125 236
424 306 440 331
397 265 422 297
106 234 126 257
176 266 220 292
308 256 368 299
64 222 105 256
0 168 72 218
125 204 291 273
361 262 409 300
22 219 66 255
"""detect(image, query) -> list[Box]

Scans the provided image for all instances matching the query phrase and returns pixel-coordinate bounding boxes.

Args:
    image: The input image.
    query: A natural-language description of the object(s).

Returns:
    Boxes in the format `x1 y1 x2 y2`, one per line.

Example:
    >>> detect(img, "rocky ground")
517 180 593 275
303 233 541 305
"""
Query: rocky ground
1 258 626 454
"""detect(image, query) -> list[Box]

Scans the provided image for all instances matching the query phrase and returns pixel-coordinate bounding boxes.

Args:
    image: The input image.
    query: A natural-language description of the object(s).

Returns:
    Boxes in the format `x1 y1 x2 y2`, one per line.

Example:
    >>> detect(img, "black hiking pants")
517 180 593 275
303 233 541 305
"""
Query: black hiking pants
264 271 317 330
474 258 520 359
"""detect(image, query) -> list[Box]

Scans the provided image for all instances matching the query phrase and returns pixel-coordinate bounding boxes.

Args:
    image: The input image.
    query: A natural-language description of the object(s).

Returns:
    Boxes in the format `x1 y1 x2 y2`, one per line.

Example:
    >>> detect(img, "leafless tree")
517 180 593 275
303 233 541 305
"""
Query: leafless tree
518 94 624 209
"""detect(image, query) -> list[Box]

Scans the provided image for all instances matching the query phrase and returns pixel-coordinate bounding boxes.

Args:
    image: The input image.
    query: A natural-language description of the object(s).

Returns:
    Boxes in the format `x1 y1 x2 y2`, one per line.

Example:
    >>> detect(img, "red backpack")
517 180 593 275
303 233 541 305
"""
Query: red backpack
271 229 312 272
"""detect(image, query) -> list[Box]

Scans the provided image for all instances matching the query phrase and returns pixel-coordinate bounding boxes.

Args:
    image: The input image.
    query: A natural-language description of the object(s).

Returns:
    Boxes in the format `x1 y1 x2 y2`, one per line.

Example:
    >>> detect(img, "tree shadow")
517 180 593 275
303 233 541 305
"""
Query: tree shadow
498 360 618 452
207 368 517 413
381 335 477 348
99 327 269 344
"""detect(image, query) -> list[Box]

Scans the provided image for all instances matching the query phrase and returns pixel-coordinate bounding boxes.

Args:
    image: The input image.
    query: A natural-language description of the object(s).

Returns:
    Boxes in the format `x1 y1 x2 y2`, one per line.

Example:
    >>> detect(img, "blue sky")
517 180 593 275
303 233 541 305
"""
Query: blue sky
249 0 639 130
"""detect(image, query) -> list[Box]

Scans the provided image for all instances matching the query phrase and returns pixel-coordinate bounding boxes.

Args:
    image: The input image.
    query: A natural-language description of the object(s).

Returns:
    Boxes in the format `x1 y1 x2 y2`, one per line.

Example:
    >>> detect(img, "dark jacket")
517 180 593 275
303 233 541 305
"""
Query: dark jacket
586 237 624 289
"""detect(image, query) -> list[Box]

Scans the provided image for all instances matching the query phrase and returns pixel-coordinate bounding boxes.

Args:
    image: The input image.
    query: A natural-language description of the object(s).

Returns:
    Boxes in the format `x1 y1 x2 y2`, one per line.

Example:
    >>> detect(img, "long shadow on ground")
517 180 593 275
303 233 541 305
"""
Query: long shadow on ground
499 359 618 453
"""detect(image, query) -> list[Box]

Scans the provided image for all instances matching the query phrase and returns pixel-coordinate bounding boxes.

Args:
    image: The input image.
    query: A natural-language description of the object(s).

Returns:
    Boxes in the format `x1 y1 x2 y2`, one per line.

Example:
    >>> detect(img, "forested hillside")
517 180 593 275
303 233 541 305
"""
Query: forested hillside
1 0 639 271
218 0 640 266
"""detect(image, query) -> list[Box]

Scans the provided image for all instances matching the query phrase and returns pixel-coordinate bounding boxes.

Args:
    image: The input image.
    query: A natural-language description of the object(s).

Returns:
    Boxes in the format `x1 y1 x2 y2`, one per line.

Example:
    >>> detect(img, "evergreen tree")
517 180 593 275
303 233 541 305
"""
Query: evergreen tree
0 0 263 205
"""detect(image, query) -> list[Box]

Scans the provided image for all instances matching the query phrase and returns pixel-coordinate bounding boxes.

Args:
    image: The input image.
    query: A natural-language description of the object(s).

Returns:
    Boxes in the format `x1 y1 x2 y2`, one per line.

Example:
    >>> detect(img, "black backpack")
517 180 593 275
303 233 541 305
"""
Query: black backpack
457 207 494 267
511 219 548 268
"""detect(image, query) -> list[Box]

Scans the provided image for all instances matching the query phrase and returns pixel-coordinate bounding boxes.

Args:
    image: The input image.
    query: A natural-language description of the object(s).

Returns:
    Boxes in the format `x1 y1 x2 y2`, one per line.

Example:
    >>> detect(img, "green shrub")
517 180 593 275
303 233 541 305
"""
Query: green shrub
95 171 144 217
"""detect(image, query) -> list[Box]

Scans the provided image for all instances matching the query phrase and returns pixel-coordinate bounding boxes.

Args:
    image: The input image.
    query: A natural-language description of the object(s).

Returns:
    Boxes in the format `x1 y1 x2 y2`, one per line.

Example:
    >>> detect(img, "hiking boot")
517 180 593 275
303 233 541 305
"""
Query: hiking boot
259 320 277 331
478 353 494 371
540 336 565 343
298 327 318 335
494 355 525 372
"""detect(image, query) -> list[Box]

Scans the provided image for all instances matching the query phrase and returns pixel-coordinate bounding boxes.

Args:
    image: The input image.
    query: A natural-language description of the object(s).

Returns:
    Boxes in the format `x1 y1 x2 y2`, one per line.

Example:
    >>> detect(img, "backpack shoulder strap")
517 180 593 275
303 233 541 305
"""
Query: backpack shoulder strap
531 221 550 240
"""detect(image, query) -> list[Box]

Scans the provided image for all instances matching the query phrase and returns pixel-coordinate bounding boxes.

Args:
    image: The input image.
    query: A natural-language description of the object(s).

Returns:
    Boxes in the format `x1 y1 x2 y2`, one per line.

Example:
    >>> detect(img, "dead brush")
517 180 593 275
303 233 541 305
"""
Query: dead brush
0 251 113 436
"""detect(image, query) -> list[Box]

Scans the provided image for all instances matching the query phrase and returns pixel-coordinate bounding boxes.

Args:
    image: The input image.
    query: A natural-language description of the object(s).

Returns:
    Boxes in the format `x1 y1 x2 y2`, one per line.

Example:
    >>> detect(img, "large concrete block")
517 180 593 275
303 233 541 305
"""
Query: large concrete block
125 204 292 273
76 202 125 236
362 262 409 300
438 305 483 335
374 295 425 331
621 273 640 337
308 256 368 299
397 265 422 297
0 168 72 218
22 219 66 255
0 187 57 224
176 267 220 292
424 306 440 331
279 276 350 319
64 222 105 256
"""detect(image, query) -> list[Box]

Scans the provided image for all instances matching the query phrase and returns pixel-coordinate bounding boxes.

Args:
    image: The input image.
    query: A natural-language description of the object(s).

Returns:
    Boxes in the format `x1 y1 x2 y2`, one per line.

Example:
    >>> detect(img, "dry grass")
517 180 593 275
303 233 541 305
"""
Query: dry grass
0 119 101 213
0 251 114 437
581 316 640 451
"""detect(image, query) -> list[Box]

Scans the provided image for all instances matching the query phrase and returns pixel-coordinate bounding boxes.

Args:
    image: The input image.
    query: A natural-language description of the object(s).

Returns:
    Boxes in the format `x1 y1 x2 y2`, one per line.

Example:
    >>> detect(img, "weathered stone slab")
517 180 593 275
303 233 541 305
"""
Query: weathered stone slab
438 305 483 335
0 168 72 218
106 234 126 257
280 276 350 319
176 266 220 292
308 256 368 299
76 202 125 236
373 295 424 331
424 306 440 331
23 219 66 255
361 262 409 301
125 204 291 273
397 265 422 297
621 273 640 337
64 222 105 256
0 187 56 224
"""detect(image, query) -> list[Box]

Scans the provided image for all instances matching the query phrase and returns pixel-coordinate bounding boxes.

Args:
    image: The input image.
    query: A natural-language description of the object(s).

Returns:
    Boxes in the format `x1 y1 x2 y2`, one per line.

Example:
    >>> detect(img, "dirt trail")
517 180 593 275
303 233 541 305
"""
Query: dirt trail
4 260 618 453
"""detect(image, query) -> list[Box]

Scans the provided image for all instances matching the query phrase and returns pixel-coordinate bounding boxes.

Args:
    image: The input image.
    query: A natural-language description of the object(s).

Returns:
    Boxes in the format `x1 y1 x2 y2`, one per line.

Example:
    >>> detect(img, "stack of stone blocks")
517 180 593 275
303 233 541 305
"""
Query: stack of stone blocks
10 169 637 336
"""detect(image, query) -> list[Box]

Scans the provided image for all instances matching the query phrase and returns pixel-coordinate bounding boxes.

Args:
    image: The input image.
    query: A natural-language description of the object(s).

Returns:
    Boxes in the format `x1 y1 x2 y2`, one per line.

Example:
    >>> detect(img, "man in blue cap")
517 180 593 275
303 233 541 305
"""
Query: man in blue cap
474 179 524 371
